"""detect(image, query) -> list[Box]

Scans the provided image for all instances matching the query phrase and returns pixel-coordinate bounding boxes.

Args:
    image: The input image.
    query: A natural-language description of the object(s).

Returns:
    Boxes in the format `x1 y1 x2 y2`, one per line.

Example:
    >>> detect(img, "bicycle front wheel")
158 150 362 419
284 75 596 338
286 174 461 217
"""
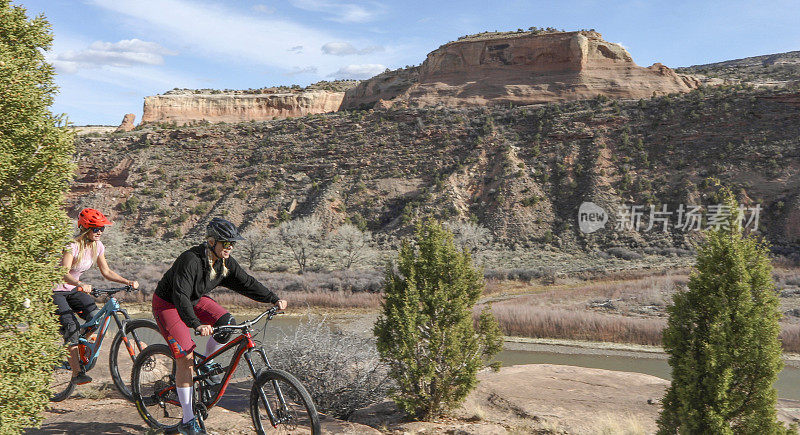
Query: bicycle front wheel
131 344 181 431
250 369 320 435
50 360 75 402
109 318 164 401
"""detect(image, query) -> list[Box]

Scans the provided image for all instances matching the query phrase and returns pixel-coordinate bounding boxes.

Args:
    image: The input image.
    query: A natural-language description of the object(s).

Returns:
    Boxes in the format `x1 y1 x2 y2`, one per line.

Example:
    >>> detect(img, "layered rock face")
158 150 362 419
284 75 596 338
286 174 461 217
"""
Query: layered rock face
342 31 699 109
116 113 135 132
141 90 344 125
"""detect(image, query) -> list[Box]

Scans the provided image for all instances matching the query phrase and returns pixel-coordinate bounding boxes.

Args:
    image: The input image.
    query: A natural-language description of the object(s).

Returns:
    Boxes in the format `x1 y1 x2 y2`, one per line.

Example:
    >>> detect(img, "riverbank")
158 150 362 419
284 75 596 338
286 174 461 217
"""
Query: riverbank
503 336 800 368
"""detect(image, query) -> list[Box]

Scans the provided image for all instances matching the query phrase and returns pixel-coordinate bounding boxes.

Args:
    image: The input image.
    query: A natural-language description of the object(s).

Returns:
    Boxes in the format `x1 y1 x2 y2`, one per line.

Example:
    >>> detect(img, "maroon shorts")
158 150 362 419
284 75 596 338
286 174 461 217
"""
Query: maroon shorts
152 294 229 359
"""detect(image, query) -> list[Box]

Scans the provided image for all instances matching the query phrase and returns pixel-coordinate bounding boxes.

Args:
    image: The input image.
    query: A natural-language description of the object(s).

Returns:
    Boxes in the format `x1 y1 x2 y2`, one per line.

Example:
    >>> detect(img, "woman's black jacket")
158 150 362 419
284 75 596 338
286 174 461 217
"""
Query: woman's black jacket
154 243 279 329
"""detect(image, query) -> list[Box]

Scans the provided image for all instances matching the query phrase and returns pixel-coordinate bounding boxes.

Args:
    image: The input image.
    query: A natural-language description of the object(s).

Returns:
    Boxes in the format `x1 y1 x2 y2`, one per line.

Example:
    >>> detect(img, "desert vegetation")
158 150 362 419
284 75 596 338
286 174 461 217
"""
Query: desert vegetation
69 83 800 277
269 316 391 419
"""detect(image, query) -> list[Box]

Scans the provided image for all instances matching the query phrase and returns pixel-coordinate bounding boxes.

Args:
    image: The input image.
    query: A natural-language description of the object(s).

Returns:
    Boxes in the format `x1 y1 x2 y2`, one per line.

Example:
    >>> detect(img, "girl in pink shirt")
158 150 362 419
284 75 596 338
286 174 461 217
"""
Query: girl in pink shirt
53 208 139 386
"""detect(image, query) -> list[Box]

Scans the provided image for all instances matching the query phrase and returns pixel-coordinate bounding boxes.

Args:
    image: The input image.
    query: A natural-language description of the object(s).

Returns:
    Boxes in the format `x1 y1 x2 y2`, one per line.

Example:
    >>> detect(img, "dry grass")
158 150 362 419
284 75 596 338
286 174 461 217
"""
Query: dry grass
593 413 648 434
485 305 666 346
781 323 800 353
212 289 383 309
481 269 800 352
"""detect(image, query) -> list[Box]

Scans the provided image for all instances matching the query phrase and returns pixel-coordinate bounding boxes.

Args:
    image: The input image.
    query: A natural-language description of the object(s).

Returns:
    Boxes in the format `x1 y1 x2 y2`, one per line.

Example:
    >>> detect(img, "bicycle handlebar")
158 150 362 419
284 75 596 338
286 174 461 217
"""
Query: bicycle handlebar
194 306 282 336
89 285 137 297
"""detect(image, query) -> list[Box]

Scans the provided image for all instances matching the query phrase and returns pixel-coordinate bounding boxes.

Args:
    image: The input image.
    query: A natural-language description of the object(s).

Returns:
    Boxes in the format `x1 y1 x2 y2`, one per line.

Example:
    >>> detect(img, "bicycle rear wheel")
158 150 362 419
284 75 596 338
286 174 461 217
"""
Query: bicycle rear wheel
109 318 164 401
250 369 320 434
50 360 75 402
131 344 181 431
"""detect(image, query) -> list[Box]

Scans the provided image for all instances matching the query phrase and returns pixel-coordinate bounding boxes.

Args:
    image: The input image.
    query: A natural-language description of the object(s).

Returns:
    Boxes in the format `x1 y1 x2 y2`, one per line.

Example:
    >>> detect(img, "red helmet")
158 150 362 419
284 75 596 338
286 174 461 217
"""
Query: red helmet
78 208 113 228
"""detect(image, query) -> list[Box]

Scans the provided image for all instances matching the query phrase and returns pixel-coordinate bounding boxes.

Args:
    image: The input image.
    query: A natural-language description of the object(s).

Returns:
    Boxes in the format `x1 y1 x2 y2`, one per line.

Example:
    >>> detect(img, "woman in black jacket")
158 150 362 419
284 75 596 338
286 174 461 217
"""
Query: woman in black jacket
152 218 286 434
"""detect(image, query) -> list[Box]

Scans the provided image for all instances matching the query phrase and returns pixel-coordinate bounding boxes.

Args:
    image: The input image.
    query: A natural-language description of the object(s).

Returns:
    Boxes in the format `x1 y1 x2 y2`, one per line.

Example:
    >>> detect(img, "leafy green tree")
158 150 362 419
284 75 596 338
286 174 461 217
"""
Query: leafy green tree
0 1 75 432
374 219 502 420
657 187 793 434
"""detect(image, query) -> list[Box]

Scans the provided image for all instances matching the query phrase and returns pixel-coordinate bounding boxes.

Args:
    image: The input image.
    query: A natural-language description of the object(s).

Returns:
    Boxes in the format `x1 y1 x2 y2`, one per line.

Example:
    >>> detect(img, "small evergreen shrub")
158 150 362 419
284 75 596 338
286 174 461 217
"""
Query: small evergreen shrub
374 220 502 419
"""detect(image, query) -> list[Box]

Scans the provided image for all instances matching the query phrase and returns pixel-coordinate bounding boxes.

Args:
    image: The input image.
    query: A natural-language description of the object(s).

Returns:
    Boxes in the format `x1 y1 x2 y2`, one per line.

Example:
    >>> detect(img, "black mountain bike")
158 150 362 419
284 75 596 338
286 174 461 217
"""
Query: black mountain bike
131 306 320 434
50 286 165 401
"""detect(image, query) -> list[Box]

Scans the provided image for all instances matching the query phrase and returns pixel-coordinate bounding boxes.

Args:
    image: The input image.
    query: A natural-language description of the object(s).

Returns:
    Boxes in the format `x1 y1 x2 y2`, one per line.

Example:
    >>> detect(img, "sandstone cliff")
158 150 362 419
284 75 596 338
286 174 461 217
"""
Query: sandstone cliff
141 90 345 125
342 30 699 109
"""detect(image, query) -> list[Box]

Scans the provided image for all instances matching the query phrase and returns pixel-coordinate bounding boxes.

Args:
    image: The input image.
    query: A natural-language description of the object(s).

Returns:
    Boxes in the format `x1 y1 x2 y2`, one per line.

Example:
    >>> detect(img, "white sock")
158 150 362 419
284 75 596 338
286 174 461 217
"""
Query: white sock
176 386 193 423
205 337 224 359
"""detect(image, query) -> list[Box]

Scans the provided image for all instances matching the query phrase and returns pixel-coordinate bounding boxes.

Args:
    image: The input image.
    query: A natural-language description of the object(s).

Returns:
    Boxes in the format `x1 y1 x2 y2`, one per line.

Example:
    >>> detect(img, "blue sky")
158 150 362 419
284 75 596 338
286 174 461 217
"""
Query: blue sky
17 0 800 125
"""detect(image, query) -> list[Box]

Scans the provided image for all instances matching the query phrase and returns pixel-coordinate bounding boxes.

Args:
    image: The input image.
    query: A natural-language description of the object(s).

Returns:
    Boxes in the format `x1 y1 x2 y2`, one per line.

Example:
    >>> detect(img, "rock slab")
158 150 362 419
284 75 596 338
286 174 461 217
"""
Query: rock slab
141 90 345 125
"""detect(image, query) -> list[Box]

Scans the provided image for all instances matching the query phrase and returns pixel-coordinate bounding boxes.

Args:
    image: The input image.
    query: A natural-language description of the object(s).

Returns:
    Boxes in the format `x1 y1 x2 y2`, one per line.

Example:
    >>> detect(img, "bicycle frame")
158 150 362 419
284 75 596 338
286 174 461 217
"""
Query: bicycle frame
193 328 270 409
75 296 134 371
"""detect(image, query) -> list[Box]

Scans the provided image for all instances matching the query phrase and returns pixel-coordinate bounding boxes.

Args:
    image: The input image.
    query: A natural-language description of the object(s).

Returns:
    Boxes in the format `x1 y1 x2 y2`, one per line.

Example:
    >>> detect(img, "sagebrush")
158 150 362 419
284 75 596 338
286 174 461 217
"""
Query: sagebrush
269 316 390 418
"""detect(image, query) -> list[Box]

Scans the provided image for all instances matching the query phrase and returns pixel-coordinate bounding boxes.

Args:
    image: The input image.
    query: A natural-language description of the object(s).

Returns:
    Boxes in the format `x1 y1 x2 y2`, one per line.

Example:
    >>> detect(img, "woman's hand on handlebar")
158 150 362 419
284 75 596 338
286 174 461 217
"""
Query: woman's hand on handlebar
195 325 213 336
77 283 92 293
128 280 140 290
275 299 287 310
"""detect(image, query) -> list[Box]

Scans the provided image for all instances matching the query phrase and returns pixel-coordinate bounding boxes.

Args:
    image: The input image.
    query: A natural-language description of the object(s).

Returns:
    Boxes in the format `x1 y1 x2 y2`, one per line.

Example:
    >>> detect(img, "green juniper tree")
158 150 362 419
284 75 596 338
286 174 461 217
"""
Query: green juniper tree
374 219 502 420
0 1 75 432
657 186 793 434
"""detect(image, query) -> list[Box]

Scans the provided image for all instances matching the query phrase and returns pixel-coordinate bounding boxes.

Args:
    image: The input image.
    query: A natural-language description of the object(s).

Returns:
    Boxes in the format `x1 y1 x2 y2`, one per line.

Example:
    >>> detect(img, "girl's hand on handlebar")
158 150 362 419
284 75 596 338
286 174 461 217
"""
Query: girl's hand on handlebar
195 325 213 336
275 300 287 310
129 280 140 289
77 283 92 293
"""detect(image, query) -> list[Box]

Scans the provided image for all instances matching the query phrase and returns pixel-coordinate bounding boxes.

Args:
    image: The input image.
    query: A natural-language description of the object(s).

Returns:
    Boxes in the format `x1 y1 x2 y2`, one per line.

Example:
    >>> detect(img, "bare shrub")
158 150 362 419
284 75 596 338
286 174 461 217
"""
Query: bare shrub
278 216 323 273
249 269 384 293
269 316 391 418
239 229 271 270
329 223 374 269
445 220 493 260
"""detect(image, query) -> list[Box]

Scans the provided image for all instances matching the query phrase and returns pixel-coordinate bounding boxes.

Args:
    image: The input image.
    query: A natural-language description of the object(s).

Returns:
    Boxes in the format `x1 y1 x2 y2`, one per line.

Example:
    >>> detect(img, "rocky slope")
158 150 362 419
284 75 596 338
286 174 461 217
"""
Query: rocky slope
341 30 699 109
69 85 800 265
141 89 346 125
677 51 800 86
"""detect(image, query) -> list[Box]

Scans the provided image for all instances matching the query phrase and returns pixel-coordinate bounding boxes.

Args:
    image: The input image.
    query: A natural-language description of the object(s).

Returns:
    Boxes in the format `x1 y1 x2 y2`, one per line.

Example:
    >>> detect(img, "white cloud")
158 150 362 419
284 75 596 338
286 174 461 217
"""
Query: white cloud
321 42 384 56
284 66 319 76
289 0 384 23
252 4 275 13
330 63 385 79
51 39 176 73
288 45 304 53
86 0 386 76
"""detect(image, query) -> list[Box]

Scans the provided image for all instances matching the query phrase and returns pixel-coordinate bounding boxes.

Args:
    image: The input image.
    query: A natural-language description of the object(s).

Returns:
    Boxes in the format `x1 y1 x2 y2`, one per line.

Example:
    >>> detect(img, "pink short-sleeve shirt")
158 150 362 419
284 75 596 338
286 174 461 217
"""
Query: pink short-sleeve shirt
53 241 105 292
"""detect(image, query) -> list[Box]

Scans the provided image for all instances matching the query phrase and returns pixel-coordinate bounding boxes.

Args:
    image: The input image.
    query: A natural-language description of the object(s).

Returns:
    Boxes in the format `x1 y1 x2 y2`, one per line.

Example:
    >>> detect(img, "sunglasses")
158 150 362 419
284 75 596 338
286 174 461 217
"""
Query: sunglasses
218 241 236 249
90 227 105 233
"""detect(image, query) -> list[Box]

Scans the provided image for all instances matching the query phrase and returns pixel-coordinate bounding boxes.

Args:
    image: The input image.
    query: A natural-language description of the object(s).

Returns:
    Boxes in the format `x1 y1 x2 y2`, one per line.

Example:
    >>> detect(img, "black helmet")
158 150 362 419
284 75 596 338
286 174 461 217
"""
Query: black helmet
206 217 244 241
